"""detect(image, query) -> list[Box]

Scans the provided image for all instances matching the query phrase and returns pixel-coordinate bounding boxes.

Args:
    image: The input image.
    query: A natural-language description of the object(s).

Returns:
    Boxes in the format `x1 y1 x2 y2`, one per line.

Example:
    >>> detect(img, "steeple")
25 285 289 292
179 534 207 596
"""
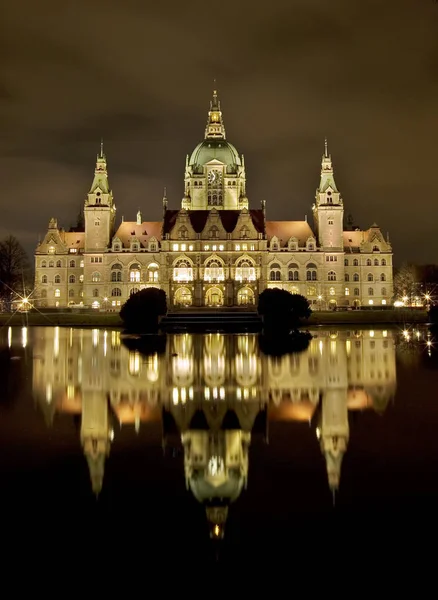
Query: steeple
318 138 338 194
205 88 226 140
89 140 110 194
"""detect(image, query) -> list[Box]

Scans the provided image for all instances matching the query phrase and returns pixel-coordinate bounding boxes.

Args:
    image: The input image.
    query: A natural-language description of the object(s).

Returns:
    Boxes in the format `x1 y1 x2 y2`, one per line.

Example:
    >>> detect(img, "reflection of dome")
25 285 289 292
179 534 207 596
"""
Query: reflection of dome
189 140 242 172
189 471 244 504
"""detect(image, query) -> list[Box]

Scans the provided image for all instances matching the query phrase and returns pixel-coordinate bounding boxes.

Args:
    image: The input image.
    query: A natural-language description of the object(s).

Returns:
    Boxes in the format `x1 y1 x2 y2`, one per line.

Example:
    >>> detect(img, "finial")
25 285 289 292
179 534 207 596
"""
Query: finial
324 137 328 157
163 186 167 198
100 138 104 158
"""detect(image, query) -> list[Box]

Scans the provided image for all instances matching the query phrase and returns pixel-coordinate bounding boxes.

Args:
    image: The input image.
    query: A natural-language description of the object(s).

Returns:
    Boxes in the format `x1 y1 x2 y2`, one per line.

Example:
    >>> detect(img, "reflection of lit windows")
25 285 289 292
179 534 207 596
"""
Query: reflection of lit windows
346 340 351 355
208 456 224 477
67 385 75 399
172 387 179 405
111 331 120 348
92 329 99 346
129 351 140 375
146 354 159 382
204 387 210 400
46 383 52 403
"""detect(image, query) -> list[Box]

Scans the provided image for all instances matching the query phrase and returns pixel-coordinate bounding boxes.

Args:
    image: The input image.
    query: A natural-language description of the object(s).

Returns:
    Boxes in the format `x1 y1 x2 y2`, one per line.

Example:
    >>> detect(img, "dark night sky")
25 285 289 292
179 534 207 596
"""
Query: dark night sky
1 0 437 264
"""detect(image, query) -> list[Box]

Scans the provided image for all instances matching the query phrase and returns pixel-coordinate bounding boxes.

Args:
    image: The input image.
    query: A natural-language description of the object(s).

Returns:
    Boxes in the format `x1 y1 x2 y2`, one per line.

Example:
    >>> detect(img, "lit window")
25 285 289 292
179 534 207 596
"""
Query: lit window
204 245 209 251
212 245 217 251
369 299 374 305
173 244 179 251
92 272 101 282
181 244 186 251
329 287 335 296
54 289 60 298
219 245 224 251
236 259 255 281
80 260 84 268
204 260 224 281
79 275 84 282
147 263 159 282
235 244 240 251
242 244 247 251
189 245 194 251
382 299 387 305
130 263 141 282
345 288 350 296
48 246 55 254
173 260 193 282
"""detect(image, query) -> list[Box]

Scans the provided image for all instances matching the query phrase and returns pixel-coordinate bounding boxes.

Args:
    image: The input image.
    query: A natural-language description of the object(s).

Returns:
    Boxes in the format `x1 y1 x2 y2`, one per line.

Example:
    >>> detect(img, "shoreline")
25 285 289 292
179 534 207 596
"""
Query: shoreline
0 308 429 329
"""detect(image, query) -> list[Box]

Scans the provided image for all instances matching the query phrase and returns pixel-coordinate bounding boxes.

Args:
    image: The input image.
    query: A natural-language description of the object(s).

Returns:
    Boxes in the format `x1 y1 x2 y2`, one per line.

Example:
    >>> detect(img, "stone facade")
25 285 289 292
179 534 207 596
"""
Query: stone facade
34 91 393 310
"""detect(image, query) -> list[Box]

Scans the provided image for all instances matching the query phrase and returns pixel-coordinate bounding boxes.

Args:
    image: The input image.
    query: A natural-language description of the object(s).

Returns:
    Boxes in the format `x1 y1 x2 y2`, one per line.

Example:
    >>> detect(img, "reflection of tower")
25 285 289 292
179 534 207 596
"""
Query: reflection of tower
181 429 250 538
318 335 349 496
80 391 112 496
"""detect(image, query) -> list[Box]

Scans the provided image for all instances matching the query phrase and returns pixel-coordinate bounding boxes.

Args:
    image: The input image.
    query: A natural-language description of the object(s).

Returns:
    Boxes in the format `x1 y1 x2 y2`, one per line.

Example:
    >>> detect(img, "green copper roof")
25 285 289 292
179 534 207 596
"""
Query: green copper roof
189 140 241 169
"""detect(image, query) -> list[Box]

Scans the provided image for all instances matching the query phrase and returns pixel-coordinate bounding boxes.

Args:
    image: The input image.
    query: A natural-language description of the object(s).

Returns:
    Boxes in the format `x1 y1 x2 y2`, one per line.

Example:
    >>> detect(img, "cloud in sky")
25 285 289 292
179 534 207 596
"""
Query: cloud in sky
1 0 437 262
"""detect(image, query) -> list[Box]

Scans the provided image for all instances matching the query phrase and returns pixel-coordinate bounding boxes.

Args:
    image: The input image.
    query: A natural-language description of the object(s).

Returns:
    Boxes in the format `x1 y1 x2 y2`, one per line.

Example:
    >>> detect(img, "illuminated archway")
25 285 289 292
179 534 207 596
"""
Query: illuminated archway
205 287 224 307
237 287 255 306
174 287 192 307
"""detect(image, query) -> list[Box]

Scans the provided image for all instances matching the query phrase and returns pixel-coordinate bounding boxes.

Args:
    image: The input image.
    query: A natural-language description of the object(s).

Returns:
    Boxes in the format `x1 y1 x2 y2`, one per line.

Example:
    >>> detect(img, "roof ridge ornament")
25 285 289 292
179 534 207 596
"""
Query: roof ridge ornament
205 88 226 140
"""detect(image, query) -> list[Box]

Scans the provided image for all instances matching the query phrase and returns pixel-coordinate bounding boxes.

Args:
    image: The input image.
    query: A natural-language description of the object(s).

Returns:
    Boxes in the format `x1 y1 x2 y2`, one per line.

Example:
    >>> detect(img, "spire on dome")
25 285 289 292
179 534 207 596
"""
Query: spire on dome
318 138 338 193
205 88 226 140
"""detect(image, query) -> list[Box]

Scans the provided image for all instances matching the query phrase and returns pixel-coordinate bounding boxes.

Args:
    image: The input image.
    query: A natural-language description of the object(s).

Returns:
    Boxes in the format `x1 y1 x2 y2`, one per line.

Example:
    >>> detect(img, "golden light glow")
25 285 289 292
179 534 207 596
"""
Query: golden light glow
214 525 220 537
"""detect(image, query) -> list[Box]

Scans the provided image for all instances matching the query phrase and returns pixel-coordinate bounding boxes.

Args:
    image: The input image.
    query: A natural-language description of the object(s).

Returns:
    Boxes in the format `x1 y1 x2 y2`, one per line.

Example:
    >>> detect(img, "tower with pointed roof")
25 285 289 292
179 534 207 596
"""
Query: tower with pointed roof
84 142 116 252
182 89 248 210
312 139 344 250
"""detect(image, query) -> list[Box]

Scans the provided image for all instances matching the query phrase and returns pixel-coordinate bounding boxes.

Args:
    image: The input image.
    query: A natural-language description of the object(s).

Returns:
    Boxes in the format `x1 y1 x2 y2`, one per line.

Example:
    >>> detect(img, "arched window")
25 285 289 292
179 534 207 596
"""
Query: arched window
56 260 62 268
147 263 159 282
49 261 54 268
173 259 193 282
380 273 386 282
345 288 350 296
41 290 47 298
354 288 360 296
111 270 122 282
345 274 350 282
269 263 281 281
381 258 387 266
306 263 317 281
353 273 359 282
373 245 380 252
41 275 47 284
382 287 387 296
178 227 188 240
130 263 141 283
54 289 60 298
92 272 101 282
344 259 349 266
54 275 61 284
328 271 336 281
329 287 335 296
367 273 373 282
235 259 255 281
130 288 139 295
41 260 47 268
69 260 76 268
288 263 299 281
93 289 99 297
69 275 76 284
204 259 224 281
366 259 372 266
69 289 74 298
368 288 374 296
111 288 122 297
374 258 379 266
353 259 359 266
209 226 219 239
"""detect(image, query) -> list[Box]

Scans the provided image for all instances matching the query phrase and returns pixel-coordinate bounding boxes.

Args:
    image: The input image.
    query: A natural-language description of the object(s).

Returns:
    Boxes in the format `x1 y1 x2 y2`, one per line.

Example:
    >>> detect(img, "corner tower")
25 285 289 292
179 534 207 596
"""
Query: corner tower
84 142 116 251
312 139 344 250
182 90 248 210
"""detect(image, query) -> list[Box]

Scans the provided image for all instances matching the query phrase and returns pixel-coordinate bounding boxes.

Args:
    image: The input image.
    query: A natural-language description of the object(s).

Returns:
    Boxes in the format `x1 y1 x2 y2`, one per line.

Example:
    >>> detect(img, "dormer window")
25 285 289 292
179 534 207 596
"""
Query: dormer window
178 227 188 240
114 244 121 252
373 245 380 252
132 243 139 252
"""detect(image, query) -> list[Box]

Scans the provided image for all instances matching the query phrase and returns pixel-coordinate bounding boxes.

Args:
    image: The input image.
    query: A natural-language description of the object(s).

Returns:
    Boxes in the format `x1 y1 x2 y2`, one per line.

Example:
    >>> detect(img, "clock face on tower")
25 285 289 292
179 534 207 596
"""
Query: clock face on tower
208 169 222 185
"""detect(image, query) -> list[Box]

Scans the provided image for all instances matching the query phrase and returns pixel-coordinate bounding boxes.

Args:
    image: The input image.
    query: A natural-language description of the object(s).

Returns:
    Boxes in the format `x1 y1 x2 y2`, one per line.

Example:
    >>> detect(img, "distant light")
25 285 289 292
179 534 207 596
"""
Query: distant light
213 525 220 537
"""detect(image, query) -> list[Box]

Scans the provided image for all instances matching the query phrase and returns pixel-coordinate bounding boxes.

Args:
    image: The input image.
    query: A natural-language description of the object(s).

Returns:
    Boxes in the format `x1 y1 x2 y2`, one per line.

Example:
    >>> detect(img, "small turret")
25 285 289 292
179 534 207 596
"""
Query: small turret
206 505 228 540
205 88 226 140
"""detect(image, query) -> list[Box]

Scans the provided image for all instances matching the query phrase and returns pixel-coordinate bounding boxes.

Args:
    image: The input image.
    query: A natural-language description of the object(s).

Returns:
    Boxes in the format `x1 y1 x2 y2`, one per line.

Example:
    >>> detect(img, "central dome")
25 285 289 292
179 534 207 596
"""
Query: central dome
189 139 242 172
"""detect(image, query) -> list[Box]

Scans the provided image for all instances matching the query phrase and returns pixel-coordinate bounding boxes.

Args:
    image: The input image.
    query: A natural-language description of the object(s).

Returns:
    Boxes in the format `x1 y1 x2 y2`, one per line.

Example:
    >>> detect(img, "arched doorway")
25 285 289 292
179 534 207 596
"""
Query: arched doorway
328 299 337 310
237 287 255 306
353 299 361 309
174 287 192 307
205 287 224 307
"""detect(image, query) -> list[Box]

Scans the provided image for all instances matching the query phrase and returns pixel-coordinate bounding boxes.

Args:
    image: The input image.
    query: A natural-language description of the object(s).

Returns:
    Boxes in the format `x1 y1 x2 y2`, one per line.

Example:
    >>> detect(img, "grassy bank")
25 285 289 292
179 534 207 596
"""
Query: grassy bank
0 308 429 329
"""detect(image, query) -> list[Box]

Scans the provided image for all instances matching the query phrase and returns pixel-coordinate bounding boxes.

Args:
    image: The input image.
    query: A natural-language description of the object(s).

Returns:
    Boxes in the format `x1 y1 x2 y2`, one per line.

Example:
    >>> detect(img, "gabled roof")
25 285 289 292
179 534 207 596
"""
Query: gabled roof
265 221 315 247
61 231 85 249
162 209 265 235
114 221 162 247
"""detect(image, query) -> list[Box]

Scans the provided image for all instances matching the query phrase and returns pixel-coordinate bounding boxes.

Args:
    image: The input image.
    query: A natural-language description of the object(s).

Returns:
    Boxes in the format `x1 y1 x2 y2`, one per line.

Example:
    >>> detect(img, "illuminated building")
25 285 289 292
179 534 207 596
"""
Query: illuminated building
34 91 393 309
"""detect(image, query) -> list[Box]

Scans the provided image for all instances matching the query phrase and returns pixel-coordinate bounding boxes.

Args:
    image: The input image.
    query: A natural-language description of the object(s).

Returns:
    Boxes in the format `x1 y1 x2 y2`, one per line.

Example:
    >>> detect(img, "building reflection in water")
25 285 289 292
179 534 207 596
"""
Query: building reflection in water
32 327 397 536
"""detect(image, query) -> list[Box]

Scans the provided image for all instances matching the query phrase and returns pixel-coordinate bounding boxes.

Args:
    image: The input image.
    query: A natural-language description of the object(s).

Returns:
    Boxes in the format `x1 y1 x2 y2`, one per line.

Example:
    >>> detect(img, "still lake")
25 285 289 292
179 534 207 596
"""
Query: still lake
1 325 438 564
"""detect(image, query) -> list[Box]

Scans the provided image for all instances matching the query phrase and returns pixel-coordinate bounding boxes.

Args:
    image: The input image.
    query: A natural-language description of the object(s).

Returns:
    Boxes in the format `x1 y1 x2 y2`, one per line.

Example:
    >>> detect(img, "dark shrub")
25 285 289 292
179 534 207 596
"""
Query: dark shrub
258 289 311 331
120 288 167 333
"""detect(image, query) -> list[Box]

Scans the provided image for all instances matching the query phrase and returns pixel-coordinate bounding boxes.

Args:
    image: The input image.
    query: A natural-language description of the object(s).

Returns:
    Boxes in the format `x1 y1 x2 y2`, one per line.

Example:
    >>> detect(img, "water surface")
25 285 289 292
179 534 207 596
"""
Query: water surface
1 325 438 564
